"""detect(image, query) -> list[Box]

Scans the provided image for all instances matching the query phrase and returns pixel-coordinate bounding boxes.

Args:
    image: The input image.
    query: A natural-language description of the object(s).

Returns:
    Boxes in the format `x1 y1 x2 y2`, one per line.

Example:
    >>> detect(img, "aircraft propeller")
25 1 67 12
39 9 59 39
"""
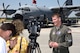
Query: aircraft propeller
0 3 16 18
0 3 10 18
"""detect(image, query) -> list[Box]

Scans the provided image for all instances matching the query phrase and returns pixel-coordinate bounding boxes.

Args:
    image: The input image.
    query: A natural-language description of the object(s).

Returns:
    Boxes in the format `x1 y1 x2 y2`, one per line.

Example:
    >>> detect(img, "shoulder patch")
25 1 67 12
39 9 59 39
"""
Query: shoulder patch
67 29 72 33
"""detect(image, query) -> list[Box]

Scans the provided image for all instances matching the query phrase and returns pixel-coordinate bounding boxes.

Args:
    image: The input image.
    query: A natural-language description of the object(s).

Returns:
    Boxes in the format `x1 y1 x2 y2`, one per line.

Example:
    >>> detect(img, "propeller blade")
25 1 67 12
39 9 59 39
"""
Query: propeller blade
6 5 10 9
19 2 21 6
1 13 4 16
2 3 5 9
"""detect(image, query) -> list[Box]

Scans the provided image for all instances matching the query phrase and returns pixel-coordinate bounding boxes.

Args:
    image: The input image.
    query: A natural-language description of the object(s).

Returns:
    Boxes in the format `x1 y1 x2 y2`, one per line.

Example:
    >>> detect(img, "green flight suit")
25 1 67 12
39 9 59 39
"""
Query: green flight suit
49 25 73 53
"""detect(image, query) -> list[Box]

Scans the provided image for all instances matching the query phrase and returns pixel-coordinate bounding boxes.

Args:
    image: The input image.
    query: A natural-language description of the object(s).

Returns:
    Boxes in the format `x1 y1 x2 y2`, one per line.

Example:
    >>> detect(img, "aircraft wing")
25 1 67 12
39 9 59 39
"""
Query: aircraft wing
50 5 80 17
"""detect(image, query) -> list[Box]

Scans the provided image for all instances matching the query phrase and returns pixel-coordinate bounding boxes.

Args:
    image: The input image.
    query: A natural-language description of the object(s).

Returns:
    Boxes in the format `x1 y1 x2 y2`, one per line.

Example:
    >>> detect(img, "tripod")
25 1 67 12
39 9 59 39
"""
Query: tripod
27 34 41 53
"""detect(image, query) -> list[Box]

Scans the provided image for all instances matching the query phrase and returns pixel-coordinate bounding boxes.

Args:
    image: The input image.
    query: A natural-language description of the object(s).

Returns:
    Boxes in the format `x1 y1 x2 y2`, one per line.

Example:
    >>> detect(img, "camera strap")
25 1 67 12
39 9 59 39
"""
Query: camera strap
19 37 23 53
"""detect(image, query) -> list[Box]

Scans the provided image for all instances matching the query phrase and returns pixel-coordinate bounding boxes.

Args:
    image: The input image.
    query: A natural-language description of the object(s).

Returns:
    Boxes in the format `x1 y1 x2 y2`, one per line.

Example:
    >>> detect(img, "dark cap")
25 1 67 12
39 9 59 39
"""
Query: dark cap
0 23 16 36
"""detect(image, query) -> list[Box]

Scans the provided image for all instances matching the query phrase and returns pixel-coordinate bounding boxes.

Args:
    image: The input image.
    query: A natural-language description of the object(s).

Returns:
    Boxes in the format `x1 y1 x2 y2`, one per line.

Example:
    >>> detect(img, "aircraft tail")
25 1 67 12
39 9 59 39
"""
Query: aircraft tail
66 0 73 6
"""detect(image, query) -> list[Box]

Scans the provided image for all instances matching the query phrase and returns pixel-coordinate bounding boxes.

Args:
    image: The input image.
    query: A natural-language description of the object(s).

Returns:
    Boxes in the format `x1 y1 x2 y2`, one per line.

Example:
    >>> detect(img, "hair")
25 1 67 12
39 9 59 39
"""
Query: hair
52 13 61 18
12 19 24 35
0 23 16 36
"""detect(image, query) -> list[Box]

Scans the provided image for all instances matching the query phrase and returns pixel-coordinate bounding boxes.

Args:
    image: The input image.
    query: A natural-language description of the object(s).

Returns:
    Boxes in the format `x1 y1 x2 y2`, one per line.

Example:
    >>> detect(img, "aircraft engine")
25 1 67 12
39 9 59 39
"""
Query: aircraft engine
12 14 23 21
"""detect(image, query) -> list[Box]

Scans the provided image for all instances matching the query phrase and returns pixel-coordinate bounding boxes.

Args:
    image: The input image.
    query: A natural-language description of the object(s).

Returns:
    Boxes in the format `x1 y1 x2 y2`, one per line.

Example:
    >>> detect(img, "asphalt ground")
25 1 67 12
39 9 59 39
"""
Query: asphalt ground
21 25 80 53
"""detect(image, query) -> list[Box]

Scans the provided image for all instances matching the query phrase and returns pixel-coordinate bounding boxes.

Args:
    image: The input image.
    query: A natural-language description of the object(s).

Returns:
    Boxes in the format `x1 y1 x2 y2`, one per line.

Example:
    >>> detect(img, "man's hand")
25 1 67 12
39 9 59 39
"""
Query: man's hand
49 42 59 48
53 42 59 48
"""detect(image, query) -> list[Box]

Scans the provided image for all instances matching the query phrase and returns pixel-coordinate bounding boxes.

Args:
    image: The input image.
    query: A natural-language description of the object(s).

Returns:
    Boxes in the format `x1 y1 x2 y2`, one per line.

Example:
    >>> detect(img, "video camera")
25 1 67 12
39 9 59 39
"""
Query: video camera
26 15 44 53
27 15 44 40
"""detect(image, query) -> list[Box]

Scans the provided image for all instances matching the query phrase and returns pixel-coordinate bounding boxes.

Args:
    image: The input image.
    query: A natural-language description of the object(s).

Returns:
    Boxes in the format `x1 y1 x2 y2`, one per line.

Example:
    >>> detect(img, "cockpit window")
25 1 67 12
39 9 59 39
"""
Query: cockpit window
24 7 30 11
19 7 30 11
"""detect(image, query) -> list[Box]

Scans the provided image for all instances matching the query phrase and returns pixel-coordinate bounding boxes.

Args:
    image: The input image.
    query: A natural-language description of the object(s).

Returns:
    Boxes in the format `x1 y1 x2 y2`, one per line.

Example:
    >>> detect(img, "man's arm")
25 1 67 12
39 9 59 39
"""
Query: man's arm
0 39 7 53
49 28 54 48
58 28 73 47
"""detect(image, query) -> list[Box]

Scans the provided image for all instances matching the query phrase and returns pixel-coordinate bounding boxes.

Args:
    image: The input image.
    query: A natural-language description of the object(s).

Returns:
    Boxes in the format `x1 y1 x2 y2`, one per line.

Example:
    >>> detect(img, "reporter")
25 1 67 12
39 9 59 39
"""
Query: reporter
7 19 28 53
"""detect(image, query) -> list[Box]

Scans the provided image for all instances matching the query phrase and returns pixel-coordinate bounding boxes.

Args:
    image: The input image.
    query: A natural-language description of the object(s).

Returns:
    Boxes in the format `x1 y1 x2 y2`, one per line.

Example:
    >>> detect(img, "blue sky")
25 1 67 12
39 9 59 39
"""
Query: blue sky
0 0 80 9
0 0 80 17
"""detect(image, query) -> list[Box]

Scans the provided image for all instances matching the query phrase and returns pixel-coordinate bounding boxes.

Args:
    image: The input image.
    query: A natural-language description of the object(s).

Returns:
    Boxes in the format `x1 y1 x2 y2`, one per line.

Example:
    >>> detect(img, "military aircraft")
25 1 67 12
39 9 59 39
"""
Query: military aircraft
0 0 80 28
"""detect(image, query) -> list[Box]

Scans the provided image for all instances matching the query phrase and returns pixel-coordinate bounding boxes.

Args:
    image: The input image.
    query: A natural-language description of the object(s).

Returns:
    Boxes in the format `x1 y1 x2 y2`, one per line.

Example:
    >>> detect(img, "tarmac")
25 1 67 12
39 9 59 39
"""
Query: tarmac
21 24 80 53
